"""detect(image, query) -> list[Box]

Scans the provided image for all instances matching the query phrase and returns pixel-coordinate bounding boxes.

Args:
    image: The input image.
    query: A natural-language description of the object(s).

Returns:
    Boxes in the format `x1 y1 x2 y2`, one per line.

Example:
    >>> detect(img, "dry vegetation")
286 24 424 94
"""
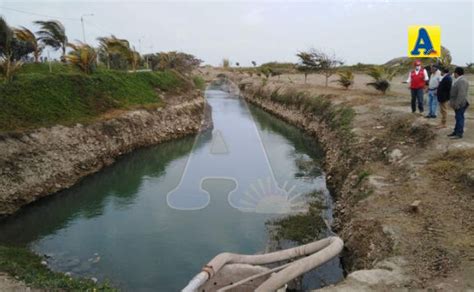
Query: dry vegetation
428 149 474 189
205 66 474 290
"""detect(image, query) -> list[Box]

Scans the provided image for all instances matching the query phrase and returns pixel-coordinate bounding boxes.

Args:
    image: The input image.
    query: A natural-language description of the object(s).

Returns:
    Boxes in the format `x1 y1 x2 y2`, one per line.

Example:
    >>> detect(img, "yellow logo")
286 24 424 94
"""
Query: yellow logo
408 25 441 57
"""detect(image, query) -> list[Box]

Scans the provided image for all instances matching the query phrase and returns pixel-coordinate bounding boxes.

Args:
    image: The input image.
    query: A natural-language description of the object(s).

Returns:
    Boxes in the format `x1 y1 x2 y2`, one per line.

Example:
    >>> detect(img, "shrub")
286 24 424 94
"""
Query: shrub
222 58 230 69
334 70 354 89
366 66 397 94
192 75 205 90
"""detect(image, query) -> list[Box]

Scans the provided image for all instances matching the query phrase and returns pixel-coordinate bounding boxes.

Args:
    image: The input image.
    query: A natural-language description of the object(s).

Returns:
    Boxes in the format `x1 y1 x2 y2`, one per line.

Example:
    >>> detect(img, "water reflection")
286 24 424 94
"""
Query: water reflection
0 136 197 246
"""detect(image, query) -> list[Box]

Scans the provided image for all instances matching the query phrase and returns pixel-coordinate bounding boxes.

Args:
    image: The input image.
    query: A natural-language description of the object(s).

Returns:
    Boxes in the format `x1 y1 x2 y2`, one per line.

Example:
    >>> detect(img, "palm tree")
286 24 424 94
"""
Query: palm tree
97 36 140 71
66 42 97 74
366 66 398 94
0 17 23 82
13 26 42 62
0 17 13 58
97 35 128 69
334 70 354 89
34 20 67 61
126 48 140 72
436 46 452 68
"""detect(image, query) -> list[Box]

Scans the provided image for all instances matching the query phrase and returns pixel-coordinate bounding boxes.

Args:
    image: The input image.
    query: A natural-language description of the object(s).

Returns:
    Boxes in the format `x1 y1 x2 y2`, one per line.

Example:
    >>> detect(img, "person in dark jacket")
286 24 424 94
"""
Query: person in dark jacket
436 68 452 128
448 67 470 139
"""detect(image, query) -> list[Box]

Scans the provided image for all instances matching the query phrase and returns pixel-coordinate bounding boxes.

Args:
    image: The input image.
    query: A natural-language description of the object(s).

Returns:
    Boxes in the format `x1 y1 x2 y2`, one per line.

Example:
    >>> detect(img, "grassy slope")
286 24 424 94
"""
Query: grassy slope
0 63 196 289
0 64 185 132
0 246 114 290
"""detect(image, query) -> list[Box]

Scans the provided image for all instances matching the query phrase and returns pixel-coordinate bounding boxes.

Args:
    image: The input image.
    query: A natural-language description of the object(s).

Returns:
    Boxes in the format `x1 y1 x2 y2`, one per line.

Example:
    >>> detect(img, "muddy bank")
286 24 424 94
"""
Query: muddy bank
0 95 207 217
234 80 409 290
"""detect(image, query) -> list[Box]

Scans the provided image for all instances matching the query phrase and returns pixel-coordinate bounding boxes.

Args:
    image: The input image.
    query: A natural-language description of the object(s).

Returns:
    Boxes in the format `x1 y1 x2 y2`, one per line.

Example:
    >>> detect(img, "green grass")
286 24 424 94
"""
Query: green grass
355 170 371 187
192 75 206 90
0 70 185 132
255 88 355 142
18 62 80 75
0 245 114 290
267 191 327 244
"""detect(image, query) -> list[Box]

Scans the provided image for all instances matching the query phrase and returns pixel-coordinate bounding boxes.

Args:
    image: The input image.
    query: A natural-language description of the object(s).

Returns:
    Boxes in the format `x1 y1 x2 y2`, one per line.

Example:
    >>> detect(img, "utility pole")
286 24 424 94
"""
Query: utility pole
81 14 94 42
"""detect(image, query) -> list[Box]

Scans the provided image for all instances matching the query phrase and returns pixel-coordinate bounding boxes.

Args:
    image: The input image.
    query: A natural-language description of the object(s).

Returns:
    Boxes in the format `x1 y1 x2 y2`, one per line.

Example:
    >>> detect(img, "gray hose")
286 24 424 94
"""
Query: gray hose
182 236 343 291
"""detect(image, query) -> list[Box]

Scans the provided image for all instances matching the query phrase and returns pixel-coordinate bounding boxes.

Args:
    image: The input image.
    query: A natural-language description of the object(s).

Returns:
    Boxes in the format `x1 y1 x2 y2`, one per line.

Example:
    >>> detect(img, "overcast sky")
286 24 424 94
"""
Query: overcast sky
1 1 473 66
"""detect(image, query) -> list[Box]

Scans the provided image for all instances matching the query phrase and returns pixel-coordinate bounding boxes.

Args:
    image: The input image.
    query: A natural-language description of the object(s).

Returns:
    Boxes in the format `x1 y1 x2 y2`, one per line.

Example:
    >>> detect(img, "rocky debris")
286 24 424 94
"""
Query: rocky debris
389 148 403 163
0 97 206 216
410 200 421 213
318 257 410 291
464 170 474 185
88 255 101 264
367 175 389 189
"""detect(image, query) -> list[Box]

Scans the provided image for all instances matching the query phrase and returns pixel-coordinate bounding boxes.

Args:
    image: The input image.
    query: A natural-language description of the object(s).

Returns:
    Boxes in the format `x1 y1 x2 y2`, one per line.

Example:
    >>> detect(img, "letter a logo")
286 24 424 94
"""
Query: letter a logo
408 25 441 57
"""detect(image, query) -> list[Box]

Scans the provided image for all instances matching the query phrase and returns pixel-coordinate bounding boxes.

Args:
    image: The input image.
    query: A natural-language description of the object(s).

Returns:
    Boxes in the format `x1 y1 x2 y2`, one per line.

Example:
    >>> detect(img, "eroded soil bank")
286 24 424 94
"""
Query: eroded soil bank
212 70 474 291
0 92 207 217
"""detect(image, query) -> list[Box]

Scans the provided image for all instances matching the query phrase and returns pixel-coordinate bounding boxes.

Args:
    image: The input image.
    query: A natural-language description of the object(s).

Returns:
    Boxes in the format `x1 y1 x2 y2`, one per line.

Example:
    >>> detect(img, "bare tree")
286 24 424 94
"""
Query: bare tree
296 52 315 83
296 48 343 86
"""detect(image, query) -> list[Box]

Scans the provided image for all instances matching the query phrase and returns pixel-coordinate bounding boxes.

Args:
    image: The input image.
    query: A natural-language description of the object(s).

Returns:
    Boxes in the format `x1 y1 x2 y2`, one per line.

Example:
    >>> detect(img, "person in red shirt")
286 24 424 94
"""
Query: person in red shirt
406 60 429 113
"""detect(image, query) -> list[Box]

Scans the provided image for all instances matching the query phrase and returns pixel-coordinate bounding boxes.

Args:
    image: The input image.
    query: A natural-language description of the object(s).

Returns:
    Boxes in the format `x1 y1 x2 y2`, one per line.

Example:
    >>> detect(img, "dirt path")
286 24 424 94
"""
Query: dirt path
204 68 474 290
0 273 39 292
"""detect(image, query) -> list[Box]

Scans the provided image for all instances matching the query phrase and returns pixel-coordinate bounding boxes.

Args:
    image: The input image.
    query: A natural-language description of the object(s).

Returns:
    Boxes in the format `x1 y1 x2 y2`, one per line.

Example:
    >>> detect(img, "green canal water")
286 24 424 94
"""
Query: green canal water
0 89 342 291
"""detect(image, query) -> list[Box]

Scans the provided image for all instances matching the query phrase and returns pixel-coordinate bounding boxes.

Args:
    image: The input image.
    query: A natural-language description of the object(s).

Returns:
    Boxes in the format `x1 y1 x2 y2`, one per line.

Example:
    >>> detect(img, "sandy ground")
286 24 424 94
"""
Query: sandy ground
0 273 39 292
201 67 474 290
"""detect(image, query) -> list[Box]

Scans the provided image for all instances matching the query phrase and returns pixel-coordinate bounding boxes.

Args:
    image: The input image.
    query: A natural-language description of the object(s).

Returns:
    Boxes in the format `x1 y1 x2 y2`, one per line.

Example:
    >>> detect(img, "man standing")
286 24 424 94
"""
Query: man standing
436 67 452 129
406 60 429 114
448 67 470 139
426 65 441 118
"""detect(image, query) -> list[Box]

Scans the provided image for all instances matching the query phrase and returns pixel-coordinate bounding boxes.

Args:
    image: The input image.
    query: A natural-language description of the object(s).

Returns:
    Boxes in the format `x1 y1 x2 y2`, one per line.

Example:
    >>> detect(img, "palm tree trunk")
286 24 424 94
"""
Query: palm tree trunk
34 49 40 63
62 45 66 63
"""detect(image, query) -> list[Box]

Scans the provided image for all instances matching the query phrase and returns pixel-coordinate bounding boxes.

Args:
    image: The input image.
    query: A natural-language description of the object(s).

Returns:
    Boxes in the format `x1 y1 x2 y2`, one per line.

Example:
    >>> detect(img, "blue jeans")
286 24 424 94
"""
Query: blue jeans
411 88 424 113
428 90 438 117
454 103 469 136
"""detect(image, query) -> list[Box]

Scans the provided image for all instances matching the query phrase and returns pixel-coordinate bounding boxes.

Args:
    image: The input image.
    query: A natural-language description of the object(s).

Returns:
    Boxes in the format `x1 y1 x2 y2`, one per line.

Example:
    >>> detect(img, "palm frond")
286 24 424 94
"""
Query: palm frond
13 26 42 62
34 20 67 56
366 66 397 94
334 70 354 89
66 42 97 74
0 17 14 57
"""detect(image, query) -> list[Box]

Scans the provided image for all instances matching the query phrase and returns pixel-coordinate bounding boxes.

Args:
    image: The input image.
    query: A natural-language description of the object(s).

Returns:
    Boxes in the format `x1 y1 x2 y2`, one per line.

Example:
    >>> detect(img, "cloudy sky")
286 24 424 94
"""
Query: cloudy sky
1 0 473 66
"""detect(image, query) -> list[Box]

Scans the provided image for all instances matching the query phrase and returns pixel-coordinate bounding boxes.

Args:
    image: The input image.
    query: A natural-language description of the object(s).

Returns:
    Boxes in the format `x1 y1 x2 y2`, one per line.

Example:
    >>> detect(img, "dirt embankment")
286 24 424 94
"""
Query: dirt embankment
0 92 207 217
222 70 474 291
